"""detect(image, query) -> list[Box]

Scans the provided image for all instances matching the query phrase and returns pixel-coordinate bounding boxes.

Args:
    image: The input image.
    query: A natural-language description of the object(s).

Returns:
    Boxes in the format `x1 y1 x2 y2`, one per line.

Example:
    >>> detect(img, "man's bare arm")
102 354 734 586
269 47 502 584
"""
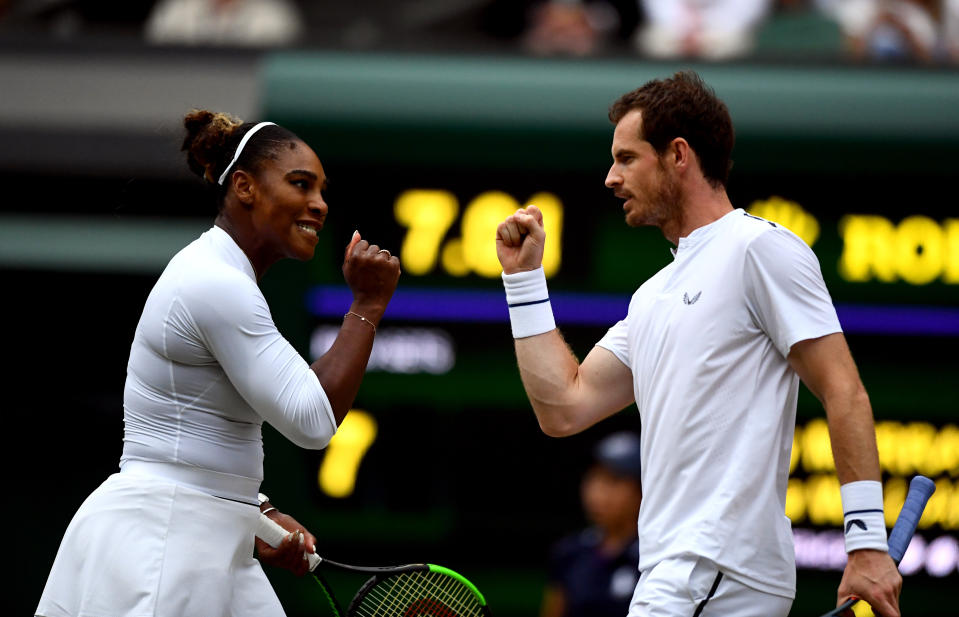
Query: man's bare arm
516 334 635 436
788 332 902 617
496 204 634 437
788 333 880 484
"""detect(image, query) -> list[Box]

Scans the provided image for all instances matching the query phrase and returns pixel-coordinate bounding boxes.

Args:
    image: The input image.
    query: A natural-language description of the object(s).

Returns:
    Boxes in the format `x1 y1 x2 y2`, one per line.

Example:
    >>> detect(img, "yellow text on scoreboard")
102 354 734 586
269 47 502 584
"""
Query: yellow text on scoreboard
749 199 957 286
786 419 958 529
839 215 959 285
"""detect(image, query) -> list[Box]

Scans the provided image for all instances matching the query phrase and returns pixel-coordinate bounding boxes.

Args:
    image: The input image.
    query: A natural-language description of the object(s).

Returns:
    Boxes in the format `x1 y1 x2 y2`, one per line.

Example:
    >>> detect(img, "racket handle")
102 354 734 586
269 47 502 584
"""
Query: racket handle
887 475 936 564
820 475 937 617
829 597 857 617
256 511 322 572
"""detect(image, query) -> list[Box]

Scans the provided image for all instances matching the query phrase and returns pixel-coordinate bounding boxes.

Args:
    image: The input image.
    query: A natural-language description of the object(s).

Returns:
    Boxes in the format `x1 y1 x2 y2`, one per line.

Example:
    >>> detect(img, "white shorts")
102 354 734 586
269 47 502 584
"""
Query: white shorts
628 555 793 617
36 468 286 617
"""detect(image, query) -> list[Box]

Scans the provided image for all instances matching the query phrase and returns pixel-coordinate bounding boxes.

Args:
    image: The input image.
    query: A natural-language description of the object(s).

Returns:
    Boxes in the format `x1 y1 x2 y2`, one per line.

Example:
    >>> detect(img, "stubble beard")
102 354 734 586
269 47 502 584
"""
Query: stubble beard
625 170 684 234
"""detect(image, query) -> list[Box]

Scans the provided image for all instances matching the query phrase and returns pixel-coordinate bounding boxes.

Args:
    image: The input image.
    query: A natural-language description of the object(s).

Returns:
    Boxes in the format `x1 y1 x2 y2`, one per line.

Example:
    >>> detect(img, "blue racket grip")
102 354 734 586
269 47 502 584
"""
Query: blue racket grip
887 475 936 564
819 476 936 617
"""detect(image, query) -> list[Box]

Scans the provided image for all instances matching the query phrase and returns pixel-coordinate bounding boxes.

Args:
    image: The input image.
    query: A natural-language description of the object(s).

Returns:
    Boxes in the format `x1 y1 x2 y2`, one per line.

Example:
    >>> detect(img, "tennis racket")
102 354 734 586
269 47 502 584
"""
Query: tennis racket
256 512 491 617
818 475 936 617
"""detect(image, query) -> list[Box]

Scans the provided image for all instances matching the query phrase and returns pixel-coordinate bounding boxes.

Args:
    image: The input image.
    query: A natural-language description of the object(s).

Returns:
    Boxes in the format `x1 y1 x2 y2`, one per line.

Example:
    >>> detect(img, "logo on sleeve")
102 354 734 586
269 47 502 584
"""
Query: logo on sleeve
683 291 702 305
845 519 868 533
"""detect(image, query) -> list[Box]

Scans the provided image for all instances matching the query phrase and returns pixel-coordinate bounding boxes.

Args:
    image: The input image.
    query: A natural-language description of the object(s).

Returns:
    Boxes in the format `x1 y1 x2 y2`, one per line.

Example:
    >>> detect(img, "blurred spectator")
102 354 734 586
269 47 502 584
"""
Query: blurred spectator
144 0 303 47
522 0 635 56
947 0 959 60
818 0 940 62
635 0 775 60
541 432 643 617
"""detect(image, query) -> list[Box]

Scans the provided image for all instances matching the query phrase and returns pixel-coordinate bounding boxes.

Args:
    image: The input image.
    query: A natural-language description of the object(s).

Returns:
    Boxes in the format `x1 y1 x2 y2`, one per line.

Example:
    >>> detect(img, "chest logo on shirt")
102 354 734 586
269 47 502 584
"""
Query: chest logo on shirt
683 291 702 305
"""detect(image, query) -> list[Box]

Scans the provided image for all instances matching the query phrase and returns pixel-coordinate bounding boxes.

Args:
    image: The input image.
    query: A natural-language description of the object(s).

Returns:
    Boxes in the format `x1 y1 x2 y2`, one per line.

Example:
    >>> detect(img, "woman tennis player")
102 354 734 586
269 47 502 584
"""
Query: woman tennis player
36 110 400 617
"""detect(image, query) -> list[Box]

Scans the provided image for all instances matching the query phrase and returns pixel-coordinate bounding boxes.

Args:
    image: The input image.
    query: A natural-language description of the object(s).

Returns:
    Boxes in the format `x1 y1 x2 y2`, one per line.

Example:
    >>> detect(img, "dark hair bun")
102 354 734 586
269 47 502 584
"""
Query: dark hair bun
182 109 244 183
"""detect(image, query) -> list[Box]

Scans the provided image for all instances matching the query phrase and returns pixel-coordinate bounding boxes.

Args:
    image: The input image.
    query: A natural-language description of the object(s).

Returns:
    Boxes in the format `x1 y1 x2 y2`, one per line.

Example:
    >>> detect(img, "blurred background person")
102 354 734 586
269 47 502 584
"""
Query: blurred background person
293 0 641 55
522 0 614 56
946 0 959 60
635 0 775 60
145 0 303 47
818 0 940 62
520 0 641 56
541 431 643 617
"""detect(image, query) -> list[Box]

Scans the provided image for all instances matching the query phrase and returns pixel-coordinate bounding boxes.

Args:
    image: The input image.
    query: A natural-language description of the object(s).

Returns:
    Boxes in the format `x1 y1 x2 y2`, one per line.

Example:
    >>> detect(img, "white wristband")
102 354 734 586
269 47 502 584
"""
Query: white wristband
840 480 888 553
502 267 556 338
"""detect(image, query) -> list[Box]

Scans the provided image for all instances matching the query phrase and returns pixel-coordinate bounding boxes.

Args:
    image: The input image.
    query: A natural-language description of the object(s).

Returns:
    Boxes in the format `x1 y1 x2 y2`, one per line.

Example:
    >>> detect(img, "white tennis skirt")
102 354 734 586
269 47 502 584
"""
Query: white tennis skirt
36 467 286 617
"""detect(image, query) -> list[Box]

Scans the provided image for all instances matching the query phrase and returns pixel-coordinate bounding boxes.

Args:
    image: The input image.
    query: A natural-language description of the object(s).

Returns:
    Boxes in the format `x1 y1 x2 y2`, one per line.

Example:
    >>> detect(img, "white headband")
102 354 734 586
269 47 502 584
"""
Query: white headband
217 121 277 186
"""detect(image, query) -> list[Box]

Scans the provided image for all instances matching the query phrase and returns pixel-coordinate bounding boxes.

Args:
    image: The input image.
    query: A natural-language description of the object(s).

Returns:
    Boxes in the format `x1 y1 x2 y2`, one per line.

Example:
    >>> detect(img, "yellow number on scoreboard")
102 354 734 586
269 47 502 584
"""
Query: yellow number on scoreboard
395 189 564 279
318 410 378 498
394 190 459 276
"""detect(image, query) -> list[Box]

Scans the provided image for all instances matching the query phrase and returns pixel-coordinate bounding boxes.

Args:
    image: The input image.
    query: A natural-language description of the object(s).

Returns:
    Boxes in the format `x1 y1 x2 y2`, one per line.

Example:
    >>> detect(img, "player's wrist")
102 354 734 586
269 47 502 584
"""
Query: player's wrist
502 266 556 338
840 480 889 553
348 300 385 322
501 261 542 275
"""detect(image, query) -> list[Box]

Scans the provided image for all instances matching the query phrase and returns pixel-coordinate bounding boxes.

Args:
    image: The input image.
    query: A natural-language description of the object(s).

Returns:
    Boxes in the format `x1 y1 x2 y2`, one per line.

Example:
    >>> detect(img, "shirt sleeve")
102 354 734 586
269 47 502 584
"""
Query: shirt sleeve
182 271 336 449
743 226 843 358
595 317 630 368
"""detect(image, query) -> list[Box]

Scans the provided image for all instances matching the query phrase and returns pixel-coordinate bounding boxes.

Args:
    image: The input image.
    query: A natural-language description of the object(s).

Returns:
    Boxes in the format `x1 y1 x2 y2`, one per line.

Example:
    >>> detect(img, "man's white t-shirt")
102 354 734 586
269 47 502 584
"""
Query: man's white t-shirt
121 226 336 503
596 208 841 598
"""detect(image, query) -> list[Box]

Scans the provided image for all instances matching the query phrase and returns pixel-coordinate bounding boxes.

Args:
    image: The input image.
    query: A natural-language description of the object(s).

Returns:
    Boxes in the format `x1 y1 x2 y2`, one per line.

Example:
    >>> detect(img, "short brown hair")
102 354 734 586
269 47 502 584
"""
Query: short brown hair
609 71 734 187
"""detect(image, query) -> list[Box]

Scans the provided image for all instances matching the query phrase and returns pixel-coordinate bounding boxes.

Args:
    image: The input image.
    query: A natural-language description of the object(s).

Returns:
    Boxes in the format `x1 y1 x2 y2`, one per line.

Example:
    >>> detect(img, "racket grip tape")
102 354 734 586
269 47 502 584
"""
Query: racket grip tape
887 475 936 564
821 475 936 617
256 512 322 571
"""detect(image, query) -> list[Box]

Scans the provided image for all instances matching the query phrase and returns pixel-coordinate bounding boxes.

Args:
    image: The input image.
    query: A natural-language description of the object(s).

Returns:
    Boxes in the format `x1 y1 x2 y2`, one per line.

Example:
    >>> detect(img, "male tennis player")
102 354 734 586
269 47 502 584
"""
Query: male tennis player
496 71 902 616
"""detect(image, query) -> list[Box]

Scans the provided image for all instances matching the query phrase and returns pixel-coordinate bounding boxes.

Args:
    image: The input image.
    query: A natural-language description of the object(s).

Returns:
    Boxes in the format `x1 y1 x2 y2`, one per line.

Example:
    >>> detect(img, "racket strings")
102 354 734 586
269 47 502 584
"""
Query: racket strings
362 577 474 617
357 571 477 617
352 569 484 617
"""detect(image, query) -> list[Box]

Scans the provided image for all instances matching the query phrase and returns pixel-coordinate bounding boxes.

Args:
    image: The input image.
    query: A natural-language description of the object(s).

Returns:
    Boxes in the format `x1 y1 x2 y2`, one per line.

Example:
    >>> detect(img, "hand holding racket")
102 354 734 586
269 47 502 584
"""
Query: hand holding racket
255 511 317 577
256 512 491 617
820 475 936 617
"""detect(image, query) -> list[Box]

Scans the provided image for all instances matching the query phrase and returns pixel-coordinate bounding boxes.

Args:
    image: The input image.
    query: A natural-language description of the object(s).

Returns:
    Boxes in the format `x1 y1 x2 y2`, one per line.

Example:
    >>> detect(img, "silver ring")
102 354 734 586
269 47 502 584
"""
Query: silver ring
377 249 391 256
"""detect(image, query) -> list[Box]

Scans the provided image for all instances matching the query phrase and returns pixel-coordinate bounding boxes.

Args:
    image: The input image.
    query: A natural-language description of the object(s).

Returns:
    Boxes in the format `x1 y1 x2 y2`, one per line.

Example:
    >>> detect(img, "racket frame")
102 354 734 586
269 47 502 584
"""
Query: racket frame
256 512 490 616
